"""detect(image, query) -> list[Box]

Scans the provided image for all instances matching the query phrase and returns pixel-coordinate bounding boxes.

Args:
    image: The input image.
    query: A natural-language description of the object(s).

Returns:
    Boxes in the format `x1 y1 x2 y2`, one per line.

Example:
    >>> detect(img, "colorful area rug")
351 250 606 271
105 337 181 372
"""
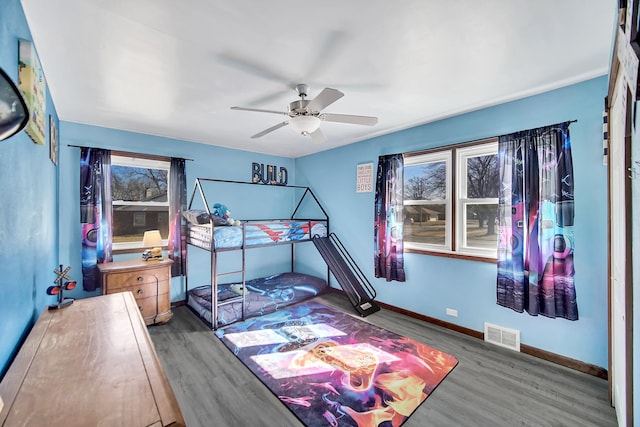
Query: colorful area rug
215 300 458 427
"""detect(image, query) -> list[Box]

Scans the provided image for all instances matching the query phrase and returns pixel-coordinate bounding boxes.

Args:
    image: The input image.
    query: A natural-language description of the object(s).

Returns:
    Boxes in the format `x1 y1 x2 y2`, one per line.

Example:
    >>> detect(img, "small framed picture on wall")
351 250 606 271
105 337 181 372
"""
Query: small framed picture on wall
49 115 58 165
18 39 46 145
356 162 374 192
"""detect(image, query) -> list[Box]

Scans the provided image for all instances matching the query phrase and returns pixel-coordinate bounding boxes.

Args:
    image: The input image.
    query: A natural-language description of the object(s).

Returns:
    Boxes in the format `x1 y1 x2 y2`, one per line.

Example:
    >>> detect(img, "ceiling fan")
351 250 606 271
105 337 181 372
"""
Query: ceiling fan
231 84 378 143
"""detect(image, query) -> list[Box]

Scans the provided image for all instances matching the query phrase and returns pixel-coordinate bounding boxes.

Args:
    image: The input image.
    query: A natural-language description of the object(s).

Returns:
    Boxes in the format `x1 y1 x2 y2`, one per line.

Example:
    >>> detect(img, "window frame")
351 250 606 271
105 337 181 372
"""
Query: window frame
403 137 499 261
111 153 171 252
403 150 452 253
455 141 499 258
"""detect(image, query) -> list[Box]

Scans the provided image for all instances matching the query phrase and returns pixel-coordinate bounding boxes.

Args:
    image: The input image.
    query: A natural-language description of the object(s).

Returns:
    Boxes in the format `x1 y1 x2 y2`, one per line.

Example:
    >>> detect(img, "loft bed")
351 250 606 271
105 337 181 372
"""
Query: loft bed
184 178 330 329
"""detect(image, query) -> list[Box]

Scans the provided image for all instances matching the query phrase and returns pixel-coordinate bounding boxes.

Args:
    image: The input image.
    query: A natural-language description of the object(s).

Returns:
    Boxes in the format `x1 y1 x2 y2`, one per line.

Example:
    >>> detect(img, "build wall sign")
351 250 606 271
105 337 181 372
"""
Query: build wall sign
251 162 288 185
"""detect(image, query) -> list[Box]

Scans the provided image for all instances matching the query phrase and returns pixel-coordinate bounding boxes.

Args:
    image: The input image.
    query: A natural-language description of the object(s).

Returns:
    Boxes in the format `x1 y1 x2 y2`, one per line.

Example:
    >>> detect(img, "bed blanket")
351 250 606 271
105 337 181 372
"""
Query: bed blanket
189 221 327 250
187 272 328 327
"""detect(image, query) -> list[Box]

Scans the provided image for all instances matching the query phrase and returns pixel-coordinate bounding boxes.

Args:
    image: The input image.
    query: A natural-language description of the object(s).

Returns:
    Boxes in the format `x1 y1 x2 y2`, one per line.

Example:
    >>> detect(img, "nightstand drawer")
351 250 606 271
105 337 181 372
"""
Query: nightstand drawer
106 269 170 290
98 259 174 326
134 294 171 321
105 280 170 299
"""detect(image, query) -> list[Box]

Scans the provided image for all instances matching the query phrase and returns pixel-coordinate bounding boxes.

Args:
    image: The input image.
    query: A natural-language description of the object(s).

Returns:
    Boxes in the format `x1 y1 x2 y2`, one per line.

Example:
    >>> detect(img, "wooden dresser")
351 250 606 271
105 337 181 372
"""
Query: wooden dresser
0 292 185 426
98 258 173 325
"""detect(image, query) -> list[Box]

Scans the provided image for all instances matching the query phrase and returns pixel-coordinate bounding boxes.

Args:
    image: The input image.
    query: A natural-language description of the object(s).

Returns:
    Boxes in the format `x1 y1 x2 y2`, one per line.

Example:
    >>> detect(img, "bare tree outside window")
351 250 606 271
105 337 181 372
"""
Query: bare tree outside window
112 166 168 202
466 154 499 237
404 160 449 247
111 161 170 246
405 162 446 201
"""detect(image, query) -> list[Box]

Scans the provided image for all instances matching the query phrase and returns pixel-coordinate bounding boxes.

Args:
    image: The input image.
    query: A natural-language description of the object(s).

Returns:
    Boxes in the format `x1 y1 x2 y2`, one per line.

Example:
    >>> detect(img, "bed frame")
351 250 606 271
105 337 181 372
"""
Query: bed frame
184 178 330 329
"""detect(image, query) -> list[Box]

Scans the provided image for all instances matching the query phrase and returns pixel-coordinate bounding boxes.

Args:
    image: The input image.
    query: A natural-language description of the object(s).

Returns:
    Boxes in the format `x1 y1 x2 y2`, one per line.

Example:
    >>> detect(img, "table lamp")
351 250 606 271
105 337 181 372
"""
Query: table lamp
142 230 164 260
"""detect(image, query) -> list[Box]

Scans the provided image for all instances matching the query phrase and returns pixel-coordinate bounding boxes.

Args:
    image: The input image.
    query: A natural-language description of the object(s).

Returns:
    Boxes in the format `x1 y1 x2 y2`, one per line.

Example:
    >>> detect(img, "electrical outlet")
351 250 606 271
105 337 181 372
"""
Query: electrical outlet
446 308 458 317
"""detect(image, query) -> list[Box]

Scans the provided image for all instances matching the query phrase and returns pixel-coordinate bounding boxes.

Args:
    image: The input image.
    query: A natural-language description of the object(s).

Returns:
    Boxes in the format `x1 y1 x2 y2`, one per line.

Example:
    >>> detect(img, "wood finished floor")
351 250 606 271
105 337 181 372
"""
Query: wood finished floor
148 292 617 427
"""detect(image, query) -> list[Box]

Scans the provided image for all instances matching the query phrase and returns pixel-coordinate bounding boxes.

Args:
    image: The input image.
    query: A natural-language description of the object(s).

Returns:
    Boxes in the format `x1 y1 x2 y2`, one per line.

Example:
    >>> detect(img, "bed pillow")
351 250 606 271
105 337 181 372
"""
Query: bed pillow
182 209 211 225
182 209 232 226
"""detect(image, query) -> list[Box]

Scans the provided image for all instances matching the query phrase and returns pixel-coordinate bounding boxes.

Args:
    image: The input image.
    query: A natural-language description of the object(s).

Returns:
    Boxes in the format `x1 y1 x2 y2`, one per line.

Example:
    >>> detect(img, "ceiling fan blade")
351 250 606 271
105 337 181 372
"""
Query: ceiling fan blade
251 121 289 139
320 113 378 126
231 106 287 115
218 53 294 85
309 128 327 144
307 88 344 112
304 30 348 79
245 89 291 107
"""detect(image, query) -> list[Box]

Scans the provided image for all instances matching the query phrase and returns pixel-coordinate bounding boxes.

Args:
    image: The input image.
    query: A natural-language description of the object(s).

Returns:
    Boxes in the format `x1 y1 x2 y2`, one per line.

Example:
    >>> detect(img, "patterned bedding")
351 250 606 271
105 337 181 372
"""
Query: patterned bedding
188 221 327 250
187 272 328 327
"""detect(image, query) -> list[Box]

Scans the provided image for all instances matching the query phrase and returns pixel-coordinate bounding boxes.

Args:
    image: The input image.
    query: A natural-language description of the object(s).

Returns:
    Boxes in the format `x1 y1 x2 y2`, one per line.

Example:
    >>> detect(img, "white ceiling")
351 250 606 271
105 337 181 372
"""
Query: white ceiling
20 1 615 158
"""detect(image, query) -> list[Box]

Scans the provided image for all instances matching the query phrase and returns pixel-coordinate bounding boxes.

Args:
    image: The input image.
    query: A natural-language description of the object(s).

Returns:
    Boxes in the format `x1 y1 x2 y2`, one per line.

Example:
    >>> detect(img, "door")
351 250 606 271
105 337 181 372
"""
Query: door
609 68 633 427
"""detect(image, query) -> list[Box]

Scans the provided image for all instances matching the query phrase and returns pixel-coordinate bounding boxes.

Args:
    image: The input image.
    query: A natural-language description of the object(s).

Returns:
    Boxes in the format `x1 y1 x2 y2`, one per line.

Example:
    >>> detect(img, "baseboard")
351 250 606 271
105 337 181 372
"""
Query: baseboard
330 289 608 380
374 299 484 340
519 344 607 379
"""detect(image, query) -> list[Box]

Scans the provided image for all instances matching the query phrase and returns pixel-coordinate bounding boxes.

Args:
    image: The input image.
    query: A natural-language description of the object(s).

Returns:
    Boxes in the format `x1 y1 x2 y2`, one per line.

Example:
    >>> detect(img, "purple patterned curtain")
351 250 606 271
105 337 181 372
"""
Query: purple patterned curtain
374 154 406 282
496 122 577 320
80 147 113 291
168 158 187 276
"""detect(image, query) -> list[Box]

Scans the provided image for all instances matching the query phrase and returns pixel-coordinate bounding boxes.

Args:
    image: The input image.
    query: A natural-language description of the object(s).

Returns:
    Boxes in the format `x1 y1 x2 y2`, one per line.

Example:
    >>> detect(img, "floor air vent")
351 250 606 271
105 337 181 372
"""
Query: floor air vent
484 322 520 352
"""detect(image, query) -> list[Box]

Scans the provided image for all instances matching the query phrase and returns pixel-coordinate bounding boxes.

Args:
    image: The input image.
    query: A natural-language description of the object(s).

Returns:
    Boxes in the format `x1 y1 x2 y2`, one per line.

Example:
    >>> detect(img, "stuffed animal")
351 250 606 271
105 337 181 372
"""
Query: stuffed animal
211 203 229 219
211 203 241 226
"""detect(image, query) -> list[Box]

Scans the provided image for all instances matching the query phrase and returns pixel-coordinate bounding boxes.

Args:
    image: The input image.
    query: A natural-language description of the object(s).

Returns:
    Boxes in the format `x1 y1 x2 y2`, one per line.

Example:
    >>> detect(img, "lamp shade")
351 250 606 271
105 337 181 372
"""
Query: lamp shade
289 115 321 135
142 230 163 248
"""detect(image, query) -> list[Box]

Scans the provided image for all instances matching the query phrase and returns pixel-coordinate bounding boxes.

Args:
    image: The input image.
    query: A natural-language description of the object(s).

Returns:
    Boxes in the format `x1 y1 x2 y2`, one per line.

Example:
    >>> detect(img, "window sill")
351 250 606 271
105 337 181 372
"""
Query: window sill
404 247 497 264
113 245 167 255
112 247 145 255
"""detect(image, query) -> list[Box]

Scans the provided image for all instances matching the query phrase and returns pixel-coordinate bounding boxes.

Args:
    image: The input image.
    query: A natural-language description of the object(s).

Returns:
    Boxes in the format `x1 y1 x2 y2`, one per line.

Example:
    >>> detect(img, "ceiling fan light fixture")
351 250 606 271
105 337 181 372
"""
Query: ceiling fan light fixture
289 115 321 135
232 85 377 140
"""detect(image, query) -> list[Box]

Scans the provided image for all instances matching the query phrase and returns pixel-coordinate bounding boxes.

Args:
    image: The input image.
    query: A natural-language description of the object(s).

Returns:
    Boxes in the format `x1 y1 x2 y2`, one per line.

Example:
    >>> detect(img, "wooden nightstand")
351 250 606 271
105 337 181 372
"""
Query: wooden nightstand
98 258 173 325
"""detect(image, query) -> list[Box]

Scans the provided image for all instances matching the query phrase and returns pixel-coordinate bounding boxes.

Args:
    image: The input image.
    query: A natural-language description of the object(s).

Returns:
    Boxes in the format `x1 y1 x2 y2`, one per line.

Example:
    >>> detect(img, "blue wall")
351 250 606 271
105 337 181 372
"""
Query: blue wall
0 0 60 377
296 77 609 369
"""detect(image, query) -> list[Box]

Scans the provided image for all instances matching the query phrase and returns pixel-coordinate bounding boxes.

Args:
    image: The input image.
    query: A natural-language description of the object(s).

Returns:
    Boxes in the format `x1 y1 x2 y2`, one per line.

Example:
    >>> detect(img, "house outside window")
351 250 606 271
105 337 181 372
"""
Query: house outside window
111 154 170 251
403 138 499 259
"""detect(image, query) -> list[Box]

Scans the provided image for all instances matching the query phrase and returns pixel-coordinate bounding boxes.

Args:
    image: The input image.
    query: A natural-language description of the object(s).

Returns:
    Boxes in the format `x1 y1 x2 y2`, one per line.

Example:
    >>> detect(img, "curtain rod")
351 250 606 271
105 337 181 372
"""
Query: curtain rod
404 119 578 158
497 119 577 138
66 144 193 161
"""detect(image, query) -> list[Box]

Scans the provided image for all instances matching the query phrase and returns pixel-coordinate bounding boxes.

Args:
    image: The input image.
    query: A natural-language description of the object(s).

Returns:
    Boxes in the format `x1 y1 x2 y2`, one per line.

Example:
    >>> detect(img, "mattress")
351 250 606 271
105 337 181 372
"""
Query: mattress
188 221 327 250
187 272 328 327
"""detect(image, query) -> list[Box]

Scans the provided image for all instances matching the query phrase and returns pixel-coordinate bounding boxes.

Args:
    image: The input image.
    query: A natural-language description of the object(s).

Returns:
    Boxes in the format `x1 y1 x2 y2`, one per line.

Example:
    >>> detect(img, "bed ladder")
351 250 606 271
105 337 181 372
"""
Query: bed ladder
312 233 380 317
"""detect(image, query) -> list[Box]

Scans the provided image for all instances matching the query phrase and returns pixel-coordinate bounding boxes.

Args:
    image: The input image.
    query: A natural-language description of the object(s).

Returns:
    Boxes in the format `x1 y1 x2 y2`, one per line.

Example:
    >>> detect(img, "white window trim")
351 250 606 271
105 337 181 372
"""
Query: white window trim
404 138 498 259
112 200 169 207
455 141 499 258
456 142 499 198
456 199 498 257
111 155 170 171
111 155 170 251
404 151 452 253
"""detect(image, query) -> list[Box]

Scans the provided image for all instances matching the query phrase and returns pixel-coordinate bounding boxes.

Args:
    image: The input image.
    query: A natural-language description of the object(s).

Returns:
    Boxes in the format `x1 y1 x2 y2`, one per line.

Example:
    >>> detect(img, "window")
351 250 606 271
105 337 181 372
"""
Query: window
403 138 499 259
111 154 170 251
404 151 452 250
